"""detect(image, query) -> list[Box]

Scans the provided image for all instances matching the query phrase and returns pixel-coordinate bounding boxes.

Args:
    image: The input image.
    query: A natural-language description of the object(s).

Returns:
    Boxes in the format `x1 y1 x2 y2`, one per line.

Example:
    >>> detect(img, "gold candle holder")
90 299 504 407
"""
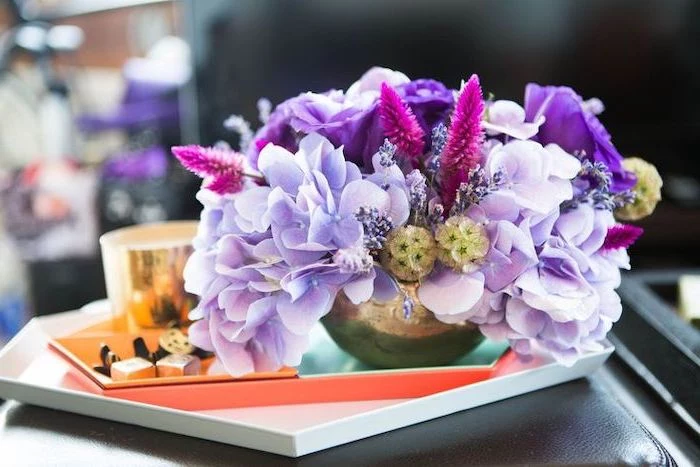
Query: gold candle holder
100 221 198 331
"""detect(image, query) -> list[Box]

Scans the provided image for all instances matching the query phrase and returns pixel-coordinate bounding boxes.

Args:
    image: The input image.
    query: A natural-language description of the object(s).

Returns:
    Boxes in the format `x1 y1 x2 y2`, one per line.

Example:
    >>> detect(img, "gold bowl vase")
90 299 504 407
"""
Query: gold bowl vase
321 282 484 369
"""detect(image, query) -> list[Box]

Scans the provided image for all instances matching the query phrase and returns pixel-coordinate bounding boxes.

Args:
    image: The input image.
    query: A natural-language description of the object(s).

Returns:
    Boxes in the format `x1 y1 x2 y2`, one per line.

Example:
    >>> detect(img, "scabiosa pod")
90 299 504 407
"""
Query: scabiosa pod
615 157 663 221
434 215 489 273
381 225 437 281
440 74 486 209
379 82 426 159
601 224 644 251
172 145 252 195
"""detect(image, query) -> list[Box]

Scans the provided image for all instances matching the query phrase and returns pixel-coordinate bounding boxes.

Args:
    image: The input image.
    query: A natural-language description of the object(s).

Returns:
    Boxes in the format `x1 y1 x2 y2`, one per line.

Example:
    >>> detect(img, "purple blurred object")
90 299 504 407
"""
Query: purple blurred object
102 146 168 181
77 58 185 133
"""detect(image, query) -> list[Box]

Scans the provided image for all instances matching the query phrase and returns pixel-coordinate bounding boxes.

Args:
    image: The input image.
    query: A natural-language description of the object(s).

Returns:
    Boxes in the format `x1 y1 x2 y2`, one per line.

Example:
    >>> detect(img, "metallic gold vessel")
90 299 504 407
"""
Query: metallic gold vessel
322 282 484 368
100 221 198 331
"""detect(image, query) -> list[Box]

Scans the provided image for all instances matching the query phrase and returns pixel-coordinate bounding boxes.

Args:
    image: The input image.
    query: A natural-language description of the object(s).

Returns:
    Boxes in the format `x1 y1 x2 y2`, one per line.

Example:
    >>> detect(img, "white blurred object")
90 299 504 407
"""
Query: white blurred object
0 70 43 170
123 36 191 87
40 90 74 161
46 25 84 53
28 162 99 260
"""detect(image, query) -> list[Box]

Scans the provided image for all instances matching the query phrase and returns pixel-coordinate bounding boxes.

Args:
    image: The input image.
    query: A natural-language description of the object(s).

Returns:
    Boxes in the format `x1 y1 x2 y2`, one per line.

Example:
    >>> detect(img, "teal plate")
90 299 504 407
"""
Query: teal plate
298 325 510 377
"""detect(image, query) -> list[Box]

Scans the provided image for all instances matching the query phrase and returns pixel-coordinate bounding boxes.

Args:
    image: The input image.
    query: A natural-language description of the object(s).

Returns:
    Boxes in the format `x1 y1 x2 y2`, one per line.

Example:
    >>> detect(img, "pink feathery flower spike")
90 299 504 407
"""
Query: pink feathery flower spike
172 145 246 195
602 224 644 251
379 82 426 158
440 74 485 208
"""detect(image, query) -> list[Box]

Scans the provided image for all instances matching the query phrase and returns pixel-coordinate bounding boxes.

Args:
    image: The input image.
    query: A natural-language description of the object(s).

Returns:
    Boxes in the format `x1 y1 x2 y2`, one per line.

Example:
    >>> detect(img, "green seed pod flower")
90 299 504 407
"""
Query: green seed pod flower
616 157 662 221
381 225 437 281
435 215 489 273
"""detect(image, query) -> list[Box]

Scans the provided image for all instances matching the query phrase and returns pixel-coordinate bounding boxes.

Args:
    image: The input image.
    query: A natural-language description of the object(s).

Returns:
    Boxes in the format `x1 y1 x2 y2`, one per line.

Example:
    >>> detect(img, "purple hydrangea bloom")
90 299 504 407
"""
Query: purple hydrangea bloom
524 84 636 192
464 204 627 365
185 133 404 375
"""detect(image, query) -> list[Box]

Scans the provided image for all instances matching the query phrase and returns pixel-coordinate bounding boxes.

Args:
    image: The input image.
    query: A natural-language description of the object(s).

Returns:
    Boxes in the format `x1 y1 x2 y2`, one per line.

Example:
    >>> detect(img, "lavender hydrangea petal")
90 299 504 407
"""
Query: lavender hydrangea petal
257 145 304 195
277 287 334 335
418 267 485 317
371 266 400 302
338 179 391 216
482 100 544 140
483 220 538 292
342 269 377 304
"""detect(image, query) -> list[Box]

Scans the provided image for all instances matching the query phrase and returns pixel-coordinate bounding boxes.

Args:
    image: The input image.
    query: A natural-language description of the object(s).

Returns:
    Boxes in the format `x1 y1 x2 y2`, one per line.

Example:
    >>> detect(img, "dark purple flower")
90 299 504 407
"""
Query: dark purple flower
396 79 455 138
247 69 457 171
524 84 635 192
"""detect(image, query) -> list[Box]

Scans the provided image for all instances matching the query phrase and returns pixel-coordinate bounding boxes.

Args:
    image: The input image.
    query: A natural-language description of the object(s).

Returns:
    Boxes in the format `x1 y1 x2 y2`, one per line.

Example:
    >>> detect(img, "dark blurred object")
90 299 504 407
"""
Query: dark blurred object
183 0 700 267
615 271 700 437
28 257 105 316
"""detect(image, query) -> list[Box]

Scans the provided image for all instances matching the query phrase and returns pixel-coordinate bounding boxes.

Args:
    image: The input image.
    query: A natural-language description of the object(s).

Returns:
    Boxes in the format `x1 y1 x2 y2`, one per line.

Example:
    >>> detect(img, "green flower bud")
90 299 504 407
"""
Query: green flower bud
381 225 437 281
435 216 489 273
616 157 662 221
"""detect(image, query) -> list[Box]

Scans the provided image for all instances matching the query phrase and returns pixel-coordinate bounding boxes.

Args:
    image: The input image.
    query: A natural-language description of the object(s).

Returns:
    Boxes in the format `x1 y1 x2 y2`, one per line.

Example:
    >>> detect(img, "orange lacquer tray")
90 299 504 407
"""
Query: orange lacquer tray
49 317 512 411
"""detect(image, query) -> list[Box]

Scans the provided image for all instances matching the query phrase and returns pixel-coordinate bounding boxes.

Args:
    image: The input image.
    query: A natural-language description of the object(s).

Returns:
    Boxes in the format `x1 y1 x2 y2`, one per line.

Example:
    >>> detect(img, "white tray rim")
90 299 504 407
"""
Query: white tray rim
0 309 614 457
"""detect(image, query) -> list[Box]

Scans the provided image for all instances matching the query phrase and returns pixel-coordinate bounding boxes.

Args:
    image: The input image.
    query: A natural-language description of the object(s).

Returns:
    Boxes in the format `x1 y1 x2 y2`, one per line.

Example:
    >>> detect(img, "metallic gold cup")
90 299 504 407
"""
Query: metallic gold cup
100 221 198 331
322 281 484 368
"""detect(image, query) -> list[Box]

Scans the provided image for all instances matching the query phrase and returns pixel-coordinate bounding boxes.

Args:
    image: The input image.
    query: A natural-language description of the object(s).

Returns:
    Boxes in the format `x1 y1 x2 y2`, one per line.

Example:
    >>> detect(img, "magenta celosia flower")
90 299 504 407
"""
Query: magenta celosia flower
379 82 426 159
602 224 643 251
440 74 485 208
172 145 247 195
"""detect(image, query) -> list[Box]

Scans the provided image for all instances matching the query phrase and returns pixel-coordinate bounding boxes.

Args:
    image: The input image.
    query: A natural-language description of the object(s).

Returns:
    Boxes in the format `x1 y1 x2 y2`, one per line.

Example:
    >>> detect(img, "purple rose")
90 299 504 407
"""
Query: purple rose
248 67 411 170
396 79 455 143
524 84 635 192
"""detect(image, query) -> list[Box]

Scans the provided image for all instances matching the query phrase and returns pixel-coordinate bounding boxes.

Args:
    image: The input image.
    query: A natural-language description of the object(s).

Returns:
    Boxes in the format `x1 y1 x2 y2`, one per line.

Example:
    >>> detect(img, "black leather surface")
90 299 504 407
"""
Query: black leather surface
0 370 676 466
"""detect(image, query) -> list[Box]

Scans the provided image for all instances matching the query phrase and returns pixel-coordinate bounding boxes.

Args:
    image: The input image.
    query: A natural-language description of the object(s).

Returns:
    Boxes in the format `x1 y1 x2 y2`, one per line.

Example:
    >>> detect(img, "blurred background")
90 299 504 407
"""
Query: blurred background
0 0 698 344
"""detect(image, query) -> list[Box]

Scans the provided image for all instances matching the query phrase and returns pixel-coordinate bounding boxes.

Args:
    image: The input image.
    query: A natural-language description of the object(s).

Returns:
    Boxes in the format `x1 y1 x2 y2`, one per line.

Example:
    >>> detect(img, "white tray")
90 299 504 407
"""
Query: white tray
0 306 613 457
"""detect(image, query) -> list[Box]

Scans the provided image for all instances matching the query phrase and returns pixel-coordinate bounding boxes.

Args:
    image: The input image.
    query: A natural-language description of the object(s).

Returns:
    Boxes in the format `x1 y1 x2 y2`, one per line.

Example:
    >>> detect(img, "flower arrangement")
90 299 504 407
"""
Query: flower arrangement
173 67 661 376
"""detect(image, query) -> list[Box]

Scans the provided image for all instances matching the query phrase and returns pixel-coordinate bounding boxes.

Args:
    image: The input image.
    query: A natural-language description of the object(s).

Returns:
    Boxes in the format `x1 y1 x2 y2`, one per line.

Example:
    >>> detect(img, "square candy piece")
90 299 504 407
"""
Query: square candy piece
156 354 201 378
110 357 156 381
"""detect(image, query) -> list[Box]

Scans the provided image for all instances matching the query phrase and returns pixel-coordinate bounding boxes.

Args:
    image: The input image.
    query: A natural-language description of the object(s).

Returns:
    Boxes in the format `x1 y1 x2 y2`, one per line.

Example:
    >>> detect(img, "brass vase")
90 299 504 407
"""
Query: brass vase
321 282 484 369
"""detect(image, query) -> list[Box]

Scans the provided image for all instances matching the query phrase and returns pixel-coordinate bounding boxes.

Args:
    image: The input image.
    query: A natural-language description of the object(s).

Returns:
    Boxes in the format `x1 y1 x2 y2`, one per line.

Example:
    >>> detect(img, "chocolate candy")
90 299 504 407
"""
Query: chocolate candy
155 354 201 377
110 357 156 381
93 343 121 376
158 328 194 355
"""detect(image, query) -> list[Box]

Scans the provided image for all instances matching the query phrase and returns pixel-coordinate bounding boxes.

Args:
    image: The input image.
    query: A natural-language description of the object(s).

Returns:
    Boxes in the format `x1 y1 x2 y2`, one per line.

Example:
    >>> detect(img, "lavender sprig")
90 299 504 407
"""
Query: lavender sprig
562 160 635 212
406 169 427 214
257 98 272 124
355 206 393 251
402 294 414 319
450 165 505 215
377 139 398 168
427 203 445 228
223 114 253 152
431 122 448 157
